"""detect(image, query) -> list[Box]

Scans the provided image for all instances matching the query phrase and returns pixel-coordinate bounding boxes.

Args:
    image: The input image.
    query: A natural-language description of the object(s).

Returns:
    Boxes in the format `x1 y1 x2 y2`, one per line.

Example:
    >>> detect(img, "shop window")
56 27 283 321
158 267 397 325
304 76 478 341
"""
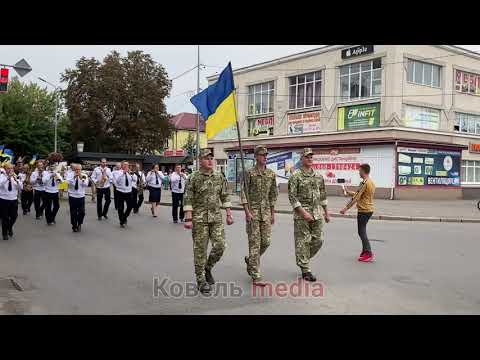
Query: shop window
216 159 227 176
248 81 274 116
406 59 441 88
461 160 480 184
288 71 322 110
455 112 480 135
340 59 381 102
455 69 480 96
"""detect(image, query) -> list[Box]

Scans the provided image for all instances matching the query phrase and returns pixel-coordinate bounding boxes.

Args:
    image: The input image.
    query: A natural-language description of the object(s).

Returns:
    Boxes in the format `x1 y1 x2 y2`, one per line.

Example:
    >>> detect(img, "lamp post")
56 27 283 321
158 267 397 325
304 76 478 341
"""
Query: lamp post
38 77 61 153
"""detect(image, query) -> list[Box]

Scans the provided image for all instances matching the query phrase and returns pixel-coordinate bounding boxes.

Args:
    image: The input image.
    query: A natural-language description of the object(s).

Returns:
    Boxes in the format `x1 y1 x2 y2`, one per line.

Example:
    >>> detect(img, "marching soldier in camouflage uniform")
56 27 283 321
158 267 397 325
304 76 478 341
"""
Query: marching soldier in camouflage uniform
183 148 234 294
241 145 278 285
288 148 331 282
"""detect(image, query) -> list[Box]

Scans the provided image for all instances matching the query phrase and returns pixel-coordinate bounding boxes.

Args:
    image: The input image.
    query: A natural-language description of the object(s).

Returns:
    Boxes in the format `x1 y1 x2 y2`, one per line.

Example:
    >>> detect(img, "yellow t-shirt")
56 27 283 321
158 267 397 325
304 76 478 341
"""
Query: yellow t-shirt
346 178 375 213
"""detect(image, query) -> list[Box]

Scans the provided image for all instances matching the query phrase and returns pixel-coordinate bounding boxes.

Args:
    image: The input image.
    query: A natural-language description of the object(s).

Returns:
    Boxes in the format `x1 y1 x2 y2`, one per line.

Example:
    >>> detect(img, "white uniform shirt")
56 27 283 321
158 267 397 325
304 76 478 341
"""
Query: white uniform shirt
66 173 89 198
146 171 164 189
42 171 63 194
30 170 46 191
18 172 27 184
169 172 186 194
113 170 133 193
0 173 23 200
91 166 113 189
132 171 146 189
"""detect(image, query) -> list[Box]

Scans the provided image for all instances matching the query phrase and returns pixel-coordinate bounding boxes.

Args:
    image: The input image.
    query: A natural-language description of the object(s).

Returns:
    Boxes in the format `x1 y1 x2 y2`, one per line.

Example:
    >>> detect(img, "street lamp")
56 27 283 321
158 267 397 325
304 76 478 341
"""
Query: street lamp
38 77 61 153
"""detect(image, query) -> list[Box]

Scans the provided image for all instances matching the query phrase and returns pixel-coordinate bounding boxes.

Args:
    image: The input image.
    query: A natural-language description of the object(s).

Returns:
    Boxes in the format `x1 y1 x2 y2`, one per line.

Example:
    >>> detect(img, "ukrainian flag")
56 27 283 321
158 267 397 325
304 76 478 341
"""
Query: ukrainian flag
30 154 38 166
0 144 4 156
2 148 13 161
190 62 237 139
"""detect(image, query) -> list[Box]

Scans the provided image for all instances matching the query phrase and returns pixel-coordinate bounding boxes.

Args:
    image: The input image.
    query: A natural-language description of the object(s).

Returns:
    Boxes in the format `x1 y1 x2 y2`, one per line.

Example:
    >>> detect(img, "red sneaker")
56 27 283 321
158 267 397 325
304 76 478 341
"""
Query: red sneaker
357 251 366 261
359 252 374 262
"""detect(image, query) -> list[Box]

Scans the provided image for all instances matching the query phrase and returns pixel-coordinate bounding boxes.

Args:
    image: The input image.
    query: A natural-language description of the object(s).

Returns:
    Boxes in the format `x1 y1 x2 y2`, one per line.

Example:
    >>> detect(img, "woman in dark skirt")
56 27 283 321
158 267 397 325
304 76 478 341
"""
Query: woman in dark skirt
145 164 165 218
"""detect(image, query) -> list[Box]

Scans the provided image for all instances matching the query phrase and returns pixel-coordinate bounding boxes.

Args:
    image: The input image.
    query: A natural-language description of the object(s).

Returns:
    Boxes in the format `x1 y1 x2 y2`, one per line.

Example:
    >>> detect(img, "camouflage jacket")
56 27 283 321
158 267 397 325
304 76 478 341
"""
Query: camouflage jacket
183 168 232 223
288 168 328 221
240 166 278 221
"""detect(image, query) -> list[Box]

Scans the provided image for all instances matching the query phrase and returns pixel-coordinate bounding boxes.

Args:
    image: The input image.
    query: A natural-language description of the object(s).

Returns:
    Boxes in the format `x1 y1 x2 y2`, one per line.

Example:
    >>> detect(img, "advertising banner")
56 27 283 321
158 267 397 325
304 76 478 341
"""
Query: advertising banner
248 116 274 137
287 111 321 135
403 105 440 130
337 103 380 130
266 151 302 184
397 147 461 186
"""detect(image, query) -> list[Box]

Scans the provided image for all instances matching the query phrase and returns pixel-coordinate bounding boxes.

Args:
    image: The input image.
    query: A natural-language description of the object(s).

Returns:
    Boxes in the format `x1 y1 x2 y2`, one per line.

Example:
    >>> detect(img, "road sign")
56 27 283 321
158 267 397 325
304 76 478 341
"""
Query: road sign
13 58 32 77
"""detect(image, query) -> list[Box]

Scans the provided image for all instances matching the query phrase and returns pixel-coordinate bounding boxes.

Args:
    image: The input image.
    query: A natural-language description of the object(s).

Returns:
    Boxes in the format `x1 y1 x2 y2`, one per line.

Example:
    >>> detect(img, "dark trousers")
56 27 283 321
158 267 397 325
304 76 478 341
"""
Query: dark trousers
69 197 85 229
44 192 60 224
117 191 133 224
0 199 18 237
96 187 111 218
113 185 119 210
132 188 144 213
172 192 184 221
33 190 45 218
357 212 373 253
21 190 33 213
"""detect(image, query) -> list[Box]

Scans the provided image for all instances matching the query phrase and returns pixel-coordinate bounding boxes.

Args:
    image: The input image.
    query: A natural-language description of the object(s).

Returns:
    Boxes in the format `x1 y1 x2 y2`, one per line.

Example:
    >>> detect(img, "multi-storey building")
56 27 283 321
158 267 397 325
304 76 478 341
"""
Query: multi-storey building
207 45 480 199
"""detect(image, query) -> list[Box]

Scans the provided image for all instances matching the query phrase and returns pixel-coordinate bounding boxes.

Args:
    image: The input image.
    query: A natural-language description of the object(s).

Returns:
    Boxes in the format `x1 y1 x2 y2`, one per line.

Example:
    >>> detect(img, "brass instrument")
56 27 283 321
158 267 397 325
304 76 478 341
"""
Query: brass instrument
98 167 108 187
23 167 33 192
136 171 145 192
81 172 88 181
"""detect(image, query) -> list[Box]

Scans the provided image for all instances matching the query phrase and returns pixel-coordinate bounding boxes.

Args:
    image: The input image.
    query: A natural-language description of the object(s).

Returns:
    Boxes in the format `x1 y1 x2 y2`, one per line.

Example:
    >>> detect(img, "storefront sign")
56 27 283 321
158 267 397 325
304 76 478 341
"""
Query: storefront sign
469 143 480 153
287 111 321 135
248 116 274 137
341 45 374 60
403 105 440 130
211 125 237 140
397 147 461 186
337 103 380 130
164 149 185 157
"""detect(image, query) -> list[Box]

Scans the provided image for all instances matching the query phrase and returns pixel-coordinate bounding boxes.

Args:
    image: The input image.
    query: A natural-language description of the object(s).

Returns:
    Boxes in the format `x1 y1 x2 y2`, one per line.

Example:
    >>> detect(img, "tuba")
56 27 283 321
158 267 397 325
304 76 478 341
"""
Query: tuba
24 166 34 192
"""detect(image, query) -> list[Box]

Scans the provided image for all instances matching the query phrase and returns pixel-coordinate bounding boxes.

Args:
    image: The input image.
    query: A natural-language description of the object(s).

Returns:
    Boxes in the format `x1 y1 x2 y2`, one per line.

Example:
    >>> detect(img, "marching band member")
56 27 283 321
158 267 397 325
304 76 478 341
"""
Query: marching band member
112 162 122 211
66 163 89 233
30 160 46 220
145 164 164 218
0 163 22 240
169 164 187 223
18 164 34 215
132 163 146 214
112 161 134 228
42 164 63 225
91 158 113 220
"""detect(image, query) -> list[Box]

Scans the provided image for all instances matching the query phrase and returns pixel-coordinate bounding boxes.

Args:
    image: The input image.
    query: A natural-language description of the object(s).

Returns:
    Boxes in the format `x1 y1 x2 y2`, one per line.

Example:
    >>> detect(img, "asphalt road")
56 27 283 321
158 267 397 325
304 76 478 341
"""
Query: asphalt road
0 201 479 314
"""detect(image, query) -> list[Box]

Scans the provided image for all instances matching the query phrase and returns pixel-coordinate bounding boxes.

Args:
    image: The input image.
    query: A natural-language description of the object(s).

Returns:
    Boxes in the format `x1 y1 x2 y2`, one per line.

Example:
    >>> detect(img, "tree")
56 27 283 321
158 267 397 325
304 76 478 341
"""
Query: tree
0 77 71 159
182 132 196 156
61 50 173 154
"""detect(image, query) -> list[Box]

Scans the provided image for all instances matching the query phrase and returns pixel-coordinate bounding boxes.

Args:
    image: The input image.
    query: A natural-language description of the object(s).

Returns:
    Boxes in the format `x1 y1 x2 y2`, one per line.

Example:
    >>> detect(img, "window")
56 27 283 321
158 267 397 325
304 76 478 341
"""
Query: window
461 160 480 184
288 71 322 110
455 112 480 135
406 59 441 87
340 59 381 102
216 159 227 176
455 69 480 96
248 81 274 116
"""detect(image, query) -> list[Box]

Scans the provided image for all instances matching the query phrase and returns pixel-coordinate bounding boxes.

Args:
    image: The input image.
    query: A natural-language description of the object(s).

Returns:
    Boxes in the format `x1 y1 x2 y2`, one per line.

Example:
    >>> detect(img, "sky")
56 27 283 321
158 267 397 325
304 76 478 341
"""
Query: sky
2 45 480 115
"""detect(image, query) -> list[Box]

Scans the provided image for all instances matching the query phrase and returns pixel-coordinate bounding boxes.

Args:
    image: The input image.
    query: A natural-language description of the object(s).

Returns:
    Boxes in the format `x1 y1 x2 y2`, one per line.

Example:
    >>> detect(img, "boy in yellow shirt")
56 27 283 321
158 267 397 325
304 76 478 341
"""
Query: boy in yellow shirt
340 164 376 262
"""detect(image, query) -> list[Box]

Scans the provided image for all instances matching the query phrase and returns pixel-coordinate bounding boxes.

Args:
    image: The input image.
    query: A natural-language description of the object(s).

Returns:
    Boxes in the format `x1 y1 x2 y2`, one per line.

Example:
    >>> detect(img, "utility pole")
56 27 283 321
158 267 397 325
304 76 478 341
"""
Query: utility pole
38 77 60 153
196 45 200 170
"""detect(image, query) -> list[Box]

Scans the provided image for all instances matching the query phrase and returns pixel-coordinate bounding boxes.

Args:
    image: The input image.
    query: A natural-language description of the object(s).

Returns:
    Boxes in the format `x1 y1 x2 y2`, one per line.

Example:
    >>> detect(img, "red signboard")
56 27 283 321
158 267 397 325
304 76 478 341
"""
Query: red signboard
469 143 480 154
164 149 185 157
175 149 185 156
0 68 9 92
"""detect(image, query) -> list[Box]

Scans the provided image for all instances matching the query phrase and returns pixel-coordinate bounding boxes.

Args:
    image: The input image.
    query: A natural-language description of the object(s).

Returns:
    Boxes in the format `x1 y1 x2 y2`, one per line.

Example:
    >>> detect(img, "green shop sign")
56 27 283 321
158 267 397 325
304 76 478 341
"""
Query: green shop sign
337 103 380 130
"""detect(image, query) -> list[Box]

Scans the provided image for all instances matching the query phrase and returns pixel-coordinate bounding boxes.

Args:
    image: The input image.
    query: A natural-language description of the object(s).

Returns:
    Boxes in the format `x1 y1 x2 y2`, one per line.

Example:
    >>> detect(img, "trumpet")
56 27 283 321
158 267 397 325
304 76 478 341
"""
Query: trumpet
81 172 88 181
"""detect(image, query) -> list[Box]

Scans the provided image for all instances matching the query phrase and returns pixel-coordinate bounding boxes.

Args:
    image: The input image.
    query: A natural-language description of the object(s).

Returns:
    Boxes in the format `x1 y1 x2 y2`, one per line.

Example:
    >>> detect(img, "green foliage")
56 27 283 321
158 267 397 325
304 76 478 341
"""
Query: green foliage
182 132 196 156
0 77 71 160
61 50 174 154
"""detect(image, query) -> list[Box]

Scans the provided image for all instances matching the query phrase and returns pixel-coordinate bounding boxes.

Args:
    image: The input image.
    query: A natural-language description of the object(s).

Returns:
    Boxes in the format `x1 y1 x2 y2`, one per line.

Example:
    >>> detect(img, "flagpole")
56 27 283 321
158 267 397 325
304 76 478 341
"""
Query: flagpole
232 89 250 207
196 45 200 171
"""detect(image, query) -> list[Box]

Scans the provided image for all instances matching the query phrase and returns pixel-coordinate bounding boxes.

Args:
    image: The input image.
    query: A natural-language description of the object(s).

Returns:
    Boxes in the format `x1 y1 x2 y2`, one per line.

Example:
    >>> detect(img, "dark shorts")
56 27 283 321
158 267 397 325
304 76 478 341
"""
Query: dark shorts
148 187 161 203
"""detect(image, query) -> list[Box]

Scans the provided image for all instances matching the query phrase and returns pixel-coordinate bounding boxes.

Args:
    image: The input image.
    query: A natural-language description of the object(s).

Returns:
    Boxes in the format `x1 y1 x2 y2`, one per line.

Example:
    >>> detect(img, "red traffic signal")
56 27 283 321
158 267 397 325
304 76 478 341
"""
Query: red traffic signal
0 68 9 92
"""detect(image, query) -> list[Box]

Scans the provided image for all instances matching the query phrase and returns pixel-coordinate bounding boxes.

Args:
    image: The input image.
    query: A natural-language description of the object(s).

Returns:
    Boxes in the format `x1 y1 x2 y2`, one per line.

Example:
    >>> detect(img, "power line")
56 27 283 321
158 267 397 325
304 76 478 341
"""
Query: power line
170 64 207 82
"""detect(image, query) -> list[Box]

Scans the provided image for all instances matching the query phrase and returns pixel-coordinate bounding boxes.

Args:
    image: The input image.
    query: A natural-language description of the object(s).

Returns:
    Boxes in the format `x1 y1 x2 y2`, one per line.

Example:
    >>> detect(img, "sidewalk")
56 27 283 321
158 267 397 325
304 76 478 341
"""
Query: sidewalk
156 190 480 223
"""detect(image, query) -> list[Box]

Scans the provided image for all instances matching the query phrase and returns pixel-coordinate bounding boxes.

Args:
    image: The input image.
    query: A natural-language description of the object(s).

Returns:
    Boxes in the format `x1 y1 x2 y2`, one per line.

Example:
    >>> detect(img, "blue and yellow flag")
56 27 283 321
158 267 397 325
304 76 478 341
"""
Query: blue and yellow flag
190 62 237 139
29 154 38 166
0 145 4 156
2 148 13 161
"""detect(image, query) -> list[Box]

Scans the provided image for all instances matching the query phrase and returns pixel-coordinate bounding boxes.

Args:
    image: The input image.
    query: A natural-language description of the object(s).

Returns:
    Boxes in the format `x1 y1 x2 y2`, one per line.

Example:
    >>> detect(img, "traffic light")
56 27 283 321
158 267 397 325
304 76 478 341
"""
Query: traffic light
0 68 9 92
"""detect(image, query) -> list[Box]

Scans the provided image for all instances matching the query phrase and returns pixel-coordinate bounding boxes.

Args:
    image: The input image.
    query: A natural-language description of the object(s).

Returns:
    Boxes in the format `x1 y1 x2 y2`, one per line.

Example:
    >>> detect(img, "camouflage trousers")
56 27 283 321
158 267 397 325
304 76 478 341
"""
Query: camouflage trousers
294 218 324 273
246 219 272 280
192 221 226 284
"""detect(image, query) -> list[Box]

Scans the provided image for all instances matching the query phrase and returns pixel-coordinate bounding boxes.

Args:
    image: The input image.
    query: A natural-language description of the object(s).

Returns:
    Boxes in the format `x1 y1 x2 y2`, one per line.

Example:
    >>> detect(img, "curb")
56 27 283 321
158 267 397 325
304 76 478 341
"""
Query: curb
156 202 480 224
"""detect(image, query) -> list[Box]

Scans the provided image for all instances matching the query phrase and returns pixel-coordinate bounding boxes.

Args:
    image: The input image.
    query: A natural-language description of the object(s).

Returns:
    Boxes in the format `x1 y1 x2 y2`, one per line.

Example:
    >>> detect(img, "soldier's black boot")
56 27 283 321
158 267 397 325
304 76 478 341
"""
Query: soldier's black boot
205 268 215 285
198 282 211 294
302 272 317 282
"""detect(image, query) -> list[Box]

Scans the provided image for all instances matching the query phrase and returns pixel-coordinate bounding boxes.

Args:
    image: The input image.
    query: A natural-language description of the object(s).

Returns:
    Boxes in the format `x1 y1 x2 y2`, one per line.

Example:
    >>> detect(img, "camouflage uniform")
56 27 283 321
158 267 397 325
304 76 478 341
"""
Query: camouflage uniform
183 149 232 285
287 148 328 274
240 145 278 280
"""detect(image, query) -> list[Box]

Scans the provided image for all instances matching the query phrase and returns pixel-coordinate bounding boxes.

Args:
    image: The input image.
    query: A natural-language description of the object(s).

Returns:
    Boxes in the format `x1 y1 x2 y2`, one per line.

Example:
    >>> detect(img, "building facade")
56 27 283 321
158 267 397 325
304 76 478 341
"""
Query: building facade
168 112 207 153
207 45 480 200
